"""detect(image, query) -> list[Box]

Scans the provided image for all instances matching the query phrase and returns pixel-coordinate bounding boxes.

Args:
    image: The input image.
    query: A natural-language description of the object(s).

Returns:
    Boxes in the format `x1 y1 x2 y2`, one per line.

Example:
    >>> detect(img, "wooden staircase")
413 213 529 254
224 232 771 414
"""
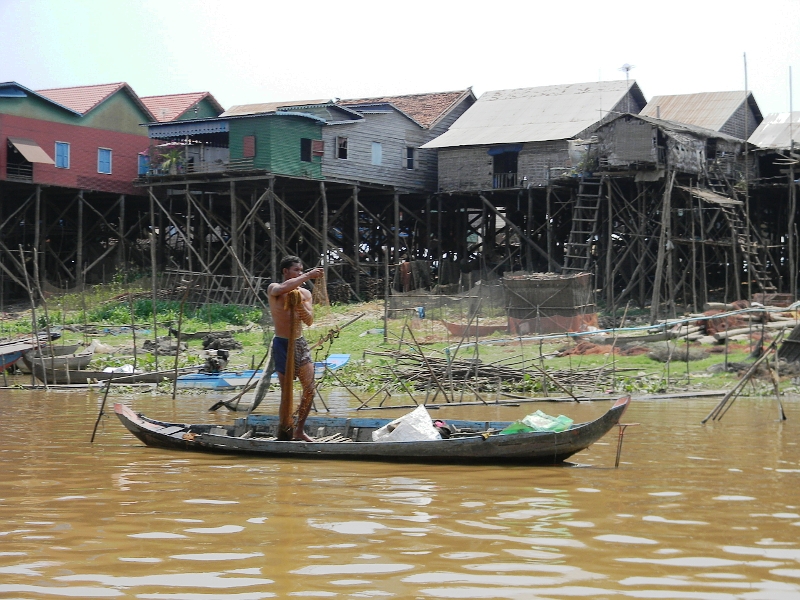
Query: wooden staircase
706 163 776 294
563 176 604 273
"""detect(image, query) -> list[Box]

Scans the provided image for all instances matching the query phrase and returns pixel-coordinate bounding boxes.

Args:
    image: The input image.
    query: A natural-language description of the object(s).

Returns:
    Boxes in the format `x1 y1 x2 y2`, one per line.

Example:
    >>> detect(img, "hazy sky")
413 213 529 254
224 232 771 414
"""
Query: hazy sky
2 0 799 117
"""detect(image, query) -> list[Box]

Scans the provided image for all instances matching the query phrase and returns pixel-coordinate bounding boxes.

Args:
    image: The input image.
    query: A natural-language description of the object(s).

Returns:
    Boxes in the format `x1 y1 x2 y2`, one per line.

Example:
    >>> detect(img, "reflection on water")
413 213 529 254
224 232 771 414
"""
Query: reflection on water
0 389 798 598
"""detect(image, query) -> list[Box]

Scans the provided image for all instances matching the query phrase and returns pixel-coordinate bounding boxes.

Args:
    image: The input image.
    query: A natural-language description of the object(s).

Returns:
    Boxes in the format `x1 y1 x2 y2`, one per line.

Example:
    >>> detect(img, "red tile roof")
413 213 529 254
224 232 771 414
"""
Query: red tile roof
141 92 224 122
36 82 129 115
342 89 474 128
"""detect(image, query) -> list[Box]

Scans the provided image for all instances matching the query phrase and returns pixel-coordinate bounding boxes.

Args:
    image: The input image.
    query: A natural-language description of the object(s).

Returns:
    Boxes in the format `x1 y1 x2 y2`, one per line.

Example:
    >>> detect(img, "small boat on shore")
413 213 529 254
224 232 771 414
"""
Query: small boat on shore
0 335 53 373
17 344 81 374
30 363 184 385
442 320 507 337
174 354 350 390
22 349 93 372
114 396 630 464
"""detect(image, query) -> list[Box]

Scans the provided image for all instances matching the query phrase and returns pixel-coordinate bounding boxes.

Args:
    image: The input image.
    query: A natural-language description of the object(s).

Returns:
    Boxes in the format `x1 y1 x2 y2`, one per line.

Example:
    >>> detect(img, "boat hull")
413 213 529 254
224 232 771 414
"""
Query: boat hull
31 364 180 385
114 396 630 465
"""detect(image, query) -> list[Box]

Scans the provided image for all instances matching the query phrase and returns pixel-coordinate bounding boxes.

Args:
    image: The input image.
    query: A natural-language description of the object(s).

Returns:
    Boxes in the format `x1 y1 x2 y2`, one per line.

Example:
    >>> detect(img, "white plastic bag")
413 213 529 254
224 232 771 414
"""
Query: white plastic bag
372 405 442 442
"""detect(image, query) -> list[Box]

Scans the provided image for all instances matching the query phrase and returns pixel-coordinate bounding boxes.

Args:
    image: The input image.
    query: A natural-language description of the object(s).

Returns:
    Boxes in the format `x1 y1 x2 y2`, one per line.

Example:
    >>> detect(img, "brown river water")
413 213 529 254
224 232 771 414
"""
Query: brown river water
0 387 798 599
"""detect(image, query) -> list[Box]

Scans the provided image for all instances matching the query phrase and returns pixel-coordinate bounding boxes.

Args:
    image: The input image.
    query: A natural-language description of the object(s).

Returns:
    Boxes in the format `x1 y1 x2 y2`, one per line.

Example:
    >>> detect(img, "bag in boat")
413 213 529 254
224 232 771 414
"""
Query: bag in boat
499 410 574 435
371 404 442 442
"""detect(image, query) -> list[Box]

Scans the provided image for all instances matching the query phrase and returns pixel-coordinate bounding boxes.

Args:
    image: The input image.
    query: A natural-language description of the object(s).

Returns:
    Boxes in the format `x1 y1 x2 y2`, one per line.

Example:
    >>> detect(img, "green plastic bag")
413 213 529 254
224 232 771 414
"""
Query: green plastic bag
500 410 574 435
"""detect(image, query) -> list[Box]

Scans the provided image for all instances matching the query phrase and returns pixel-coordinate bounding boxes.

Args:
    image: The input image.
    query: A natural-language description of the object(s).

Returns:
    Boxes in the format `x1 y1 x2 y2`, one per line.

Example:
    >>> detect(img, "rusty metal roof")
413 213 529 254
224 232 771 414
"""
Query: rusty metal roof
342 89 475 129
748 112 800 149
141 92 224 122
36 82 155 120
641 91 761 133
221 99 332 117
421 80 644 148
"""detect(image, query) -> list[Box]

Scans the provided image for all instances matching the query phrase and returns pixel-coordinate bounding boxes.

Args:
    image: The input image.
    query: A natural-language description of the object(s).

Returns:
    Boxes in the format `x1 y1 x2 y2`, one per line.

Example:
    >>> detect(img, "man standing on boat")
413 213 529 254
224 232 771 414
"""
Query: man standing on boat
268 256 323 441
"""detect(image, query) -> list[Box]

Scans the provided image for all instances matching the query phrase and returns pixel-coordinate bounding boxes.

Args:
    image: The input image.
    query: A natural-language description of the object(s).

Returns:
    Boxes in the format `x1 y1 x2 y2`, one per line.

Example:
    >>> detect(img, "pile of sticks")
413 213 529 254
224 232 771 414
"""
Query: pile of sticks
367 349 623 395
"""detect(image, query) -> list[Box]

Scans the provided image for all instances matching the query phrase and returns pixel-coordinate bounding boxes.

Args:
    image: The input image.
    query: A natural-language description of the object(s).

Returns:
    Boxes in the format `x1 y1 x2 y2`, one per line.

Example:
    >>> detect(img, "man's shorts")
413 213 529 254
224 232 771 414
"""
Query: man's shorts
272 336 312 374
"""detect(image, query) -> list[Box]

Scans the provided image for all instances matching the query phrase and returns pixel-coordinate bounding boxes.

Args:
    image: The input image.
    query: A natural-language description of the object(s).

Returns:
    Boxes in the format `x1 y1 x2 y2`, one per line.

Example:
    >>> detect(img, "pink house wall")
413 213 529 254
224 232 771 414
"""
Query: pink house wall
0 114 149 195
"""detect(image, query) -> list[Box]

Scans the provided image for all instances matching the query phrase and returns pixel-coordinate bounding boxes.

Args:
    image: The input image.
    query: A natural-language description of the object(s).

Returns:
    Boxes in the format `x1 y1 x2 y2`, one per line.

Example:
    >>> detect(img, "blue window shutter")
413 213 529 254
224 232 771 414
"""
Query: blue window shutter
55 142 69 168
98 148 112 174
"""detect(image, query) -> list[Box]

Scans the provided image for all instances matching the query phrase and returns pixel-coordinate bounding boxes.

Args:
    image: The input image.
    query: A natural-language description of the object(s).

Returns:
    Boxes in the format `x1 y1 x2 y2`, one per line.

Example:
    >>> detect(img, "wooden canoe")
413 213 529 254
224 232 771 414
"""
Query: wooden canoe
442 320 507 337
17 344 81 374
31 363 181 385
22 350 93 372
114 396 630 465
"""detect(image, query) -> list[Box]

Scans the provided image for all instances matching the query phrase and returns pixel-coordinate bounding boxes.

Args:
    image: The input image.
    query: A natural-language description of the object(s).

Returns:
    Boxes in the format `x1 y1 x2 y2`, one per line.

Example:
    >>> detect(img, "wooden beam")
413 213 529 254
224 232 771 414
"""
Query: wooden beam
479 195 561 271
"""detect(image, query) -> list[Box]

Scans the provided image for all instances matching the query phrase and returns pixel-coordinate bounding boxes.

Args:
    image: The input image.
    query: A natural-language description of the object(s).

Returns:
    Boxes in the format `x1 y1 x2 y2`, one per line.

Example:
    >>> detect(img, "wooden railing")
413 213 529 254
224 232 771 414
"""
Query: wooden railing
492 172 518 189
6 163 32 181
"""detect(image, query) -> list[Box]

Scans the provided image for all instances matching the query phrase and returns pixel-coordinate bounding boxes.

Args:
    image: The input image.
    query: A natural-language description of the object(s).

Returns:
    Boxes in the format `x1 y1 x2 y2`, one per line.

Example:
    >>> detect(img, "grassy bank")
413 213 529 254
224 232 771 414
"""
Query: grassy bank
1 282 793 401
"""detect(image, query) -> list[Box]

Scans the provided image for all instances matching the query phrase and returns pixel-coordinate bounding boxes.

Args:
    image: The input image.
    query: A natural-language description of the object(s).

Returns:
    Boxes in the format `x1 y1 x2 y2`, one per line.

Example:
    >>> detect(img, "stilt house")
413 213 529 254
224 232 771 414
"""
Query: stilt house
640 91 763 140
421 80 646 191
1 81 153 194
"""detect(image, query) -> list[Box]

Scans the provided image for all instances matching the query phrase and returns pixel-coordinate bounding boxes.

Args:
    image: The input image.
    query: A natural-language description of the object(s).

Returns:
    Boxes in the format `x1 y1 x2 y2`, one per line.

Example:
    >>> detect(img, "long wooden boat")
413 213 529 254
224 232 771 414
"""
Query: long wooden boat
114 396 630 464
442 320 507 337
0 335 51 373
17 344 81 374
31 363 181 385
22 350 93 372
175 354 350 389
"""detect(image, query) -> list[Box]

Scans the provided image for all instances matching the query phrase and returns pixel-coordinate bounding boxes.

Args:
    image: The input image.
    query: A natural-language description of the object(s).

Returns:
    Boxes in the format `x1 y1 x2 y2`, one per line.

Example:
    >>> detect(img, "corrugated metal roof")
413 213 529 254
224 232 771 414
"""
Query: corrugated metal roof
36 82 155 120
141 92 224 122
148 120 230 139
748 112 800 149
640 91 760 132
620 114 743 143
421 81 642 148
341 89 475 129
221 99 331 117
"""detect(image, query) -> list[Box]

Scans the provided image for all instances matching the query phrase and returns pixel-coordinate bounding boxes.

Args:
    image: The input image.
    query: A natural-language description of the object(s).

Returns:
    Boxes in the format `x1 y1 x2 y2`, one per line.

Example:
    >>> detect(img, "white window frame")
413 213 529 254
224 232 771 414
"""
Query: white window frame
336 136 348 160
55 141 70 169
98 147 112 174
371 142 382 166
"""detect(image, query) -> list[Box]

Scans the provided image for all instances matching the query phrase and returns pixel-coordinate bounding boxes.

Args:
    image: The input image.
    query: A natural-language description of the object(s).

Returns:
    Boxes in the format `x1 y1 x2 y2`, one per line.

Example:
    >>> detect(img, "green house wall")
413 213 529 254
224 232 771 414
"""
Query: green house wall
229 115 322 178
176 98 222 121
0 89 151 135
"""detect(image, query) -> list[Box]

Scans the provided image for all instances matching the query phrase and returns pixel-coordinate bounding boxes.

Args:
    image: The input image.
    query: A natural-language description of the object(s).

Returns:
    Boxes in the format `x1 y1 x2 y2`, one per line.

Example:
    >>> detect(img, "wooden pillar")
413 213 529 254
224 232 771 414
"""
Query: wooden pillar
526 187 533 270
393 191 400 264
269 179 277 281
230 181 238 281
186 188 192 273
638 183 646 308
425 196 431 262
353 185 360 299
117 195 125 270
650 171 675 323
249 189 256 277
546 185 554 270
34 185 41 290
698 196 708 308
320 182 328 281
76 191 83 288
790 162 797 299
148 186 159 371
437 195 442 279
605 179 614 311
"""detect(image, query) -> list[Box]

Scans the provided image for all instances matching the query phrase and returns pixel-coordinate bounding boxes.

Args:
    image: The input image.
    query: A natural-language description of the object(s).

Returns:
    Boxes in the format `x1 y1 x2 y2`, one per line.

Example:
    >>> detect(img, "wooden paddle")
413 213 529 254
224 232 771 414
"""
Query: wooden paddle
277 290 302 440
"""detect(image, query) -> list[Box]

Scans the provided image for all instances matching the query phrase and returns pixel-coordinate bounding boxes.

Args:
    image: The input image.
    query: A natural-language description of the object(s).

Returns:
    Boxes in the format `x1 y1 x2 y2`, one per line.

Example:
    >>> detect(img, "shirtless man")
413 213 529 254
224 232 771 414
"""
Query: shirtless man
268 256 323 441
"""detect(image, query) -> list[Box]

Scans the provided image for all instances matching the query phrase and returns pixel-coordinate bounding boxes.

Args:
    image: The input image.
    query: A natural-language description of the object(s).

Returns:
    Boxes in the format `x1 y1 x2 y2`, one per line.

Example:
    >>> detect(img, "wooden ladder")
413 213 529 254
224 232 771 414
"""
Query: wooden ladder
719 205 777 294
563 176 604 272
706 162 776 294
